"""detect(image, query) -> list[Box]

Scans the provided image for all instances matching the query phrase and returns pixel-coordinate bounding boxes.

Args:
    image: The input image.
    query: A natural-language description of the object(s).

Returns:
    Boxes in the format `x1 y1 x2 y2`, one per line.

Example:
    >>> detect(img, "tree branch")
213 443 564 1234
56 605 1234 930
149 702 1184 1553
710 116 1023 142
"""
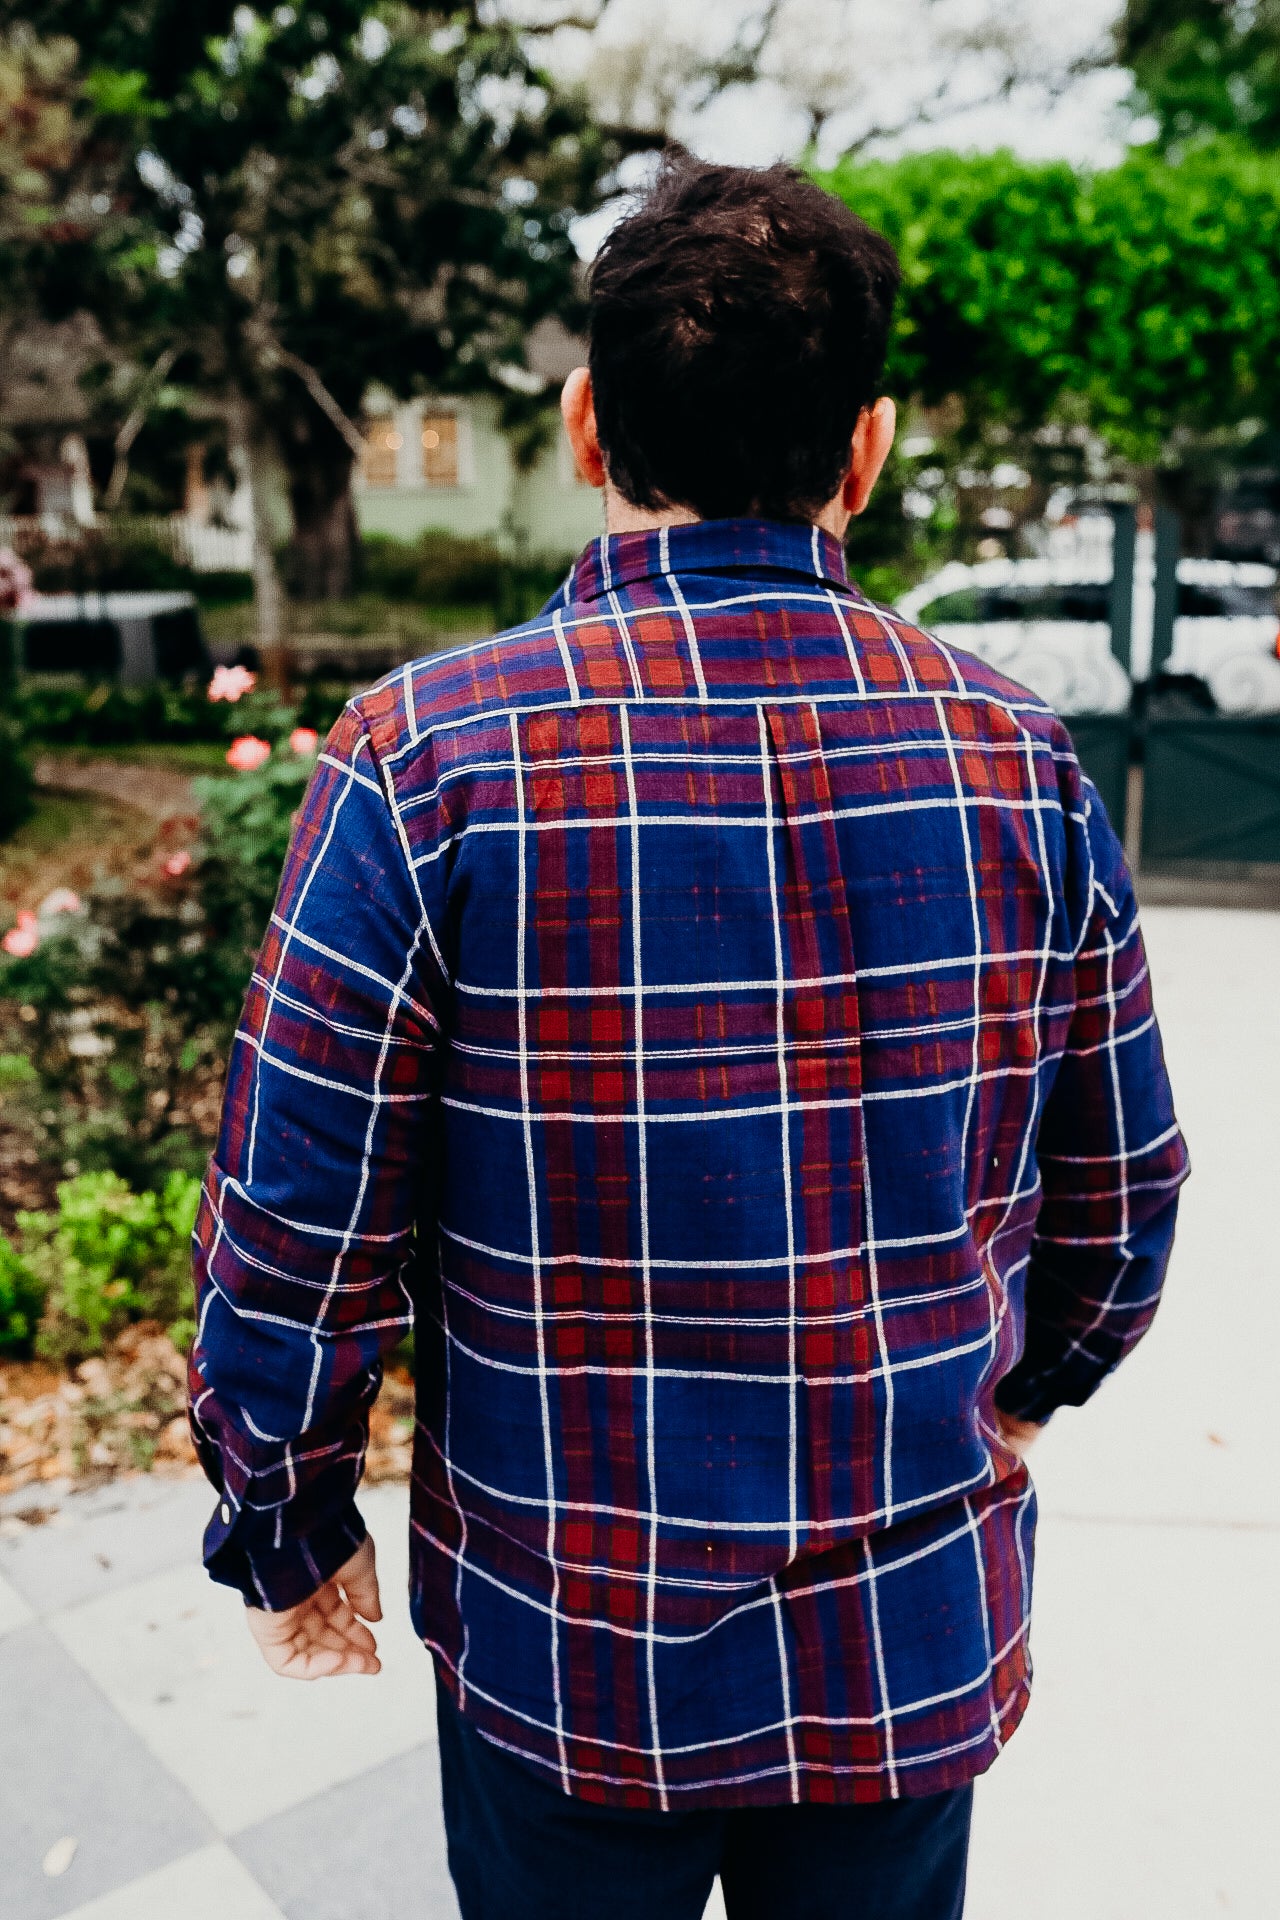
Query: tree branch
274 349 368 461
102 344 183 510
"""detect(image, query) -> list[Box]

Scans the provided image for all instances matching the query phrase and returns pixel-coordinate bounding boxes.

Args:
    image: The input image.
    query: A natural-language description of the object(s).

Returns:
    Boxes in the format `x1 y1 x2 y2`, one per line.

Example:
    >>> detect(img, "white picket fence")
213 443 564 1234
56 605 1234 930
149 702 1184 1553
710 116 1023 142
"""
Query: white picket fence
0 513 252 574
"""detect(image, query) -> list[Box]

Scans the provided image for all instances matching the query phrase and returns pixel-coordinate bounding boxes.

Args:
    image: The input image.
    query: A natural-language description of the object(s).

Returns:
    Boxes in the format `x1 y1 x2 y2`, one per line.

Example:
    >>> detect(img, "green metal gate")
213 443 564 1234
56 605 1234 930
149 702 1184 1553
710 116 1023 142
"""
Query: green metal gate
1066 715 1131 840
1142 717 1280 864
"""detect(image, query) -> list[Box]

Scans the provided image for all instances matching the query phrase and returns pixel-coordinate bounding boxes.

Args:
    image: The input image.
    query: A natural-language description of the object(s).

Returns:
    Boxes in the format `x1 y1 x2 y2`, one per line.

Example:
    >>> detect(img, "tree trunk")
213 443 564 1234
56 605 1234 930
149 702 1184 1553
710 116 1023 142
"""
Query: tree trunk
227 393 289 691
287 466 359 600
282 405 360 602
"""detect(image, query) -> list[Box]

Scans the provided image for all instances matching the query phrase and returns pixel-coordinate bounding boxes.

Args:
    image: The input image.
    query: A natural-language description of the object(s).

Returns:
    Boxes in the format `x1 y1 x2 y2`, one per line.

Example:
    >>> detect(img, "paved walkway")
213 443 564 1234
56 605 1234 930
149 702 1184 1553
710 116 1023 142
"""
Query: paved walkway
1 906 1276 1919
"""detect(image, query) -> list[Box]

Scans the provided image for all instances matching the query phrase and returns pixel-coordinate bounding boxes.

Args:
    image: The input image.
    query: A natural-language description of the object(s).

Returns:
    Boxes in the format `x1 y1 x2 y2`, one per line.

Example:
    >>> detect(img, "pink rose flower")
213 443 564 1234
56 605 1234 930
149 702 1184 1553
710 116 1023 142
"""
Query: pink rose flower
2 911 39 958
163 849 192 878
208 664 258 703
226 735 272 772
289 726 320 757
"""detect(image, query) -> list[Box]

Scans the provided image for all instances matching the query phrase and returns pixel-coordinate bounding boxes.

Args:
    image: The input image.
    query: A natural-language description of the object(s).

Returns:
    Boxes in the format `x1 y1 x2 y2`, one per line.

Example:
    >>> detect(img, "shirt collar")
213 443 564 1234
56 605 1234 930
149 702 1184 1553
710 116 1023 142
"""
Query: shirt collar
565 518 853 606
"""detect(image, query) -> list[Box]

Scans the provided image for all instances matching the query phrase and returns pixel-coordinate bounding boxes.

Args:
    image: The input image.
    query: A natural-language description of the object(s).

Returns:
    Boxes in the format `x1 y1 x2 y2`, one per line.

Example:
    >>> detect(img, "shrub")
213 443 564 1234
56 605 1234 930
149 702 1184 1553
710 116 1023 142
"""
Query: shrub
0 713 34 841
14 671 349 752
19 524 198 597
195 570 254 606
494 557 572 628
195 741 315 977
0 1234 45 1358
361 529 571 620
362 530 504 604
15 678 222 747
20 1170 201 1365
0 714 325 1193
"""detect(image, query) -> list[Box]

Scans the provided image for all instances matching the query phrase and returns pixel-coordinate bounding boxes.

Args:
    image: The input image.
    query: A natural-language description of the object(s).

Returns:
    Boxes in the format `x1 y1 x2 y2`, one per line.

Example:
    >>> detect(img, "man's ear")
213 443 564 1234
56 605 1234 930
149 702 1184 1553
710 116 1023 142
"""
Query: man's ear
841 397 897 517
561 367 608 489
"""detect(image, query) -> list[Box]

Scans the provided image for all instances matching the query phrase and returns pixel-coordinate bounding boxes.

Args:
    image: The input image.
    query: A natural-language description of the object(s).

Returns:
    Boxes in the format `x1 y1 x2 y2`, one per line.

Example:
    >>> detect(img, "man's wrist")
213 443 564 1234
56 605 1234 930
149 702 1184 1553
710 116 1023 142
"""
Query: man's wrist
205 1497 368 1613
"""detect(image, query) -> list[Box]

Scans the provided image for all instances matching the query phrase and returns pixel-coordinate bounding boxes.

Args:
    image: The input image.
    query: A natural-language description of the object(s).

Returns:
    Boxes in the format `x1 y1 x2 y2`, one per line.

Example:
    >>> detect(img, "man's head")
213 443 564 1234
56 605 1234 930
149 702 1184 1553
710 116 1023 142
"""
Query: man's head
562 154 900 535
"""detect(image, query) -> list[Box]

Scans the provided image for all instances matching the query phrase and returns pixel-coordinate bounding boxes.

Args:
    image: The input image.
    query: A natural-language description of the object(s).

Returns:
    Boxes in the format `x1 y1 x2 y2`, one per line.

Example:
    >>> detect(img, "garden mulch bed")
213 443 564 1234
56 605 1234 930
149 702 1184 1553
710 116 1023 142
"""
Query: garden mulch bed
0 1329 415 1500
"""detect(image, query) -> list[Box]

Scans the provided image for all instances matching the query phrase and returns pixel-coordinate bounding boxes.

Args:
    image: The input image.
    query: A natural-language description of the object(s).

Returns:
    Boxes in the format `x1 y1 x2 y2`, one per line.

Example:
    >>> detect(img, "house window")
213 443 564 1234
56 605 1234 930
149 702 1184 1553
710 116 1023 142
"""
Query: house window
421 412 460 488
362 418 402 489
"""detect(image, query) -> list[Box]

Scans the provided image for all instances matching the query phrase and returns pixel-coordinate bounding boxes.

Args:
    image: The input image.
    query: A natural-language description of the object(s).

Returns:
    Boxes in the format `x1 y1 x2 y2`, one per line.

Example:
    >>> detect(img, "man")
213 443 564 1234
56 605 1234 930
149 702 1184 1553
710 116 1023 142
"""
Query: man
190 157 1189 1919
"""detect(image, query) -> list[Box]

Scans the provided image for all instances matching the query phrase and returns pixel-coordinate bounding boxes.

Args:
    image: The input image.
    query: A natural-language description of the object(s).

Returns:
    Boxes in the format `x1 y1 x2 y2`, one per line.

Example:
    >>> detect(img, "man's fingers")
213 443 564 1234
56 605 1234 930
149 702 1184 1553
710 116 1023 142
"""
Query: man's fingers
275 1641 381 1680
338 1537 383 1621
245 1564 382 1679
244 1533 382 1680
308 1605 378 1657
256 1618 382 1679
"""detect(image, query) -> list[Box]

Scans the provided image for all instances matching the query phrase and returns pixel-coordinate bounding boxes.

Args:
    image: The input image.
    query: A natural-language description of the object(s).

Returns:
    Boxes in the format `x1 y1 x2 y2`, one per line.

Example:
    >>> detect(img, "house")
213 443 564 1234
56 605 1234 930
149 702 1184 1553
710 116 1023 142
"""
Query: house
0 314 100 523
353 321 603 560
355 391 602 559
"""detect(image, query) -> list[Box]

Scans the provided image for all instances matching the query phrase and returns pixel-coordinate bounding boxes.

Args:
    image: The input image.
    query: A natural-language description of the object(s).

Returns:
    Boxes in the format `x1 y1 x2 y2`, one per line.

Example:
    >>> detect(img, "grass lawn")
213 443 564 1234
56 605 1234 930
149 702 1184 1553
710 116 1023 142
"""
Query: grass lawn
201 594 493 653
45 740 233 775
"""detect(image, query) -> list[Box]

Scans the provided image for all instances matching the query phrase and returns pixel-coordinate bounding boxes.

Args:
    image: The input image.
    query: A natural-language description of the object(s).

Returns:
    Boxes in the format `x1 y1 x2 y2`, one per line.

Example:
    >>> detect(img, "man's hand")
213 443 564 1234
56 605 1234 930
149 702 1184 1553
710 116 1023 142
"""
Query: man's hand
996 1410 1043 1462
245 1536 383 1679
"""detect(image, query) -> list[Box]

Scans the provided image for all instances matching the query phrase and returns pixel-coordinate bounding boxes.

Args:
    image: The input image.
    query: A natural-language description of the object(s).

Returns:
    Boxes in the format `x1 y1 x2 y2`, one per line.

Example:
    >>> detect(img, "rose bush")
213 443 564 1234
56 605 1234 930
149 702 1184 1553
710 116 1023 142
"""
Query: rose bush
0 716 323 1194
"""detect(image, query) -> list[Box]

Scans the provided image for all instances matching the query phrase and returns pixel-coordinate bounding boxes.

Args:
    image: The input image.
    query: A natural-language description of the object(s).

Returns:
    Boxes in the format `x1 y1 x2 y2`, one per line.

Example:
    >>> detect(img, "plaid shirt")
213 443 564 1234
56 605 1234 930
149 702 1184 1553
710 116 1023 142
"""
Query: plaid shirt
191 518 1188 1809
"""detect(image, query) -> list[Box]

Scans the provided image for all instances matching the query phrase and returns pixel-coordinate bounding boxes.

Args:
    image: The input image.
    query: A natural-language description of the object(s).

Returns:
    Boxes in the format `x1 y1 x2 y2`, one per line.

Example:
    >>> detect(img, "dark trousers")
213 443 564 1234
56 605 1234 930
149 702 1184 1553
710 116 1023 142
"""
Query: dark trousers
437 1687 972 1920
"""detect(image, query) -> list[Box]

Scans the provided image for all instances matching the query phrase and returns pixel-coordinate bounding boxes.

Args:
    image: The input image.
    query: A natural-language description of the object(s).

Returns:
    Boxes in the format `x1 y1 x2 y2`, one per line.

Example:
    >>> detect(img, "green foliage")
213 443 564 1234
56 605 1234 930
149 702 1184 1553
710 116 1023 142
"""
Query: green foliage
1080 143 1280 463
0 716 325 1193
0 1232 45 1357
194 745 315 982
5 2 622 595
0 895 233 1190
14 675 346 748
362 531 509 605
18 523 197 596
0 711 34 841
1118 0 1280 153
15 678 225 747
18 1170 200 1364
360 531 572 622
827 149 1089 439
196 571 254 607
820 141 1280 470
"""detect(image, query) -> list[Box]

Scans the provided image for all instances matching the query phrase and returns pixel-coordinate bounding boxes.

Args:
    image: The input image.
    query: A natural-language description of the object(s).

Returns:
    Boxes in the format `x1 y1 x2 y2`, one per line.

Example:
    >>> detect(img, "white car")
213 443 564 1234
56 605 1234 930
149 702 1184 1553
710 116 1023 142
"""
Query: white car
894 547 1280 715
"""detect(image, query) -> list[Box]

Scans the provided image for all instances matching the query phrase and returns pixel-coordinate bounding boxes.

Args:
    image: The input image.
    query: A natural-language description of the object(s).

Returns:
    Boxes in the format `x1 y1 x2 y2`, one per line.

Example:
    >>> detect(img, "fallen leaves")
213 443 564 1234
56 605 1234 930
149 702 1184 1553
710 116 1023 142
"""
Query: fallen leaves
0 1322 195 1495
0 1342 416 1493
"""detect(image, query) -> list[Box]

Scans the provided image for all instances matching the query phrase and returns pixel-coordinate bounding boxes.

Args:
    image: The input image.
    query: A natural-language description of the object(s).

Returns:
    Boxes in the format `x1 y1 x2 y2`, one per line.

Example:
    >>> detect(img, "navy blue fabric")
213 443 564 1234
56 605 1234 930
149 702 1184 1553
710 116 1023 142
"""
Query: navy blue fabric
190 517 1188 1803
436 1681 973 1920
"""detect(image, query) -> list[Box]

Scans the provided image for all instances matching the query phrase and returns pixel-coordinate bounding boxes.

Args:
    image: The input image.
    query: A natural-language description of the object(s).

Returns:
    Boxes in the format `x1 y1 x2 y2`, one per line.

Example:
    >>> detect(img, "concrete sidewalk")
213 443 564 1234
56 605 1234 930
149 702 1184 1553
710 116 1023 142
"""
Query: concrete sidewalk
1 906 1276 1919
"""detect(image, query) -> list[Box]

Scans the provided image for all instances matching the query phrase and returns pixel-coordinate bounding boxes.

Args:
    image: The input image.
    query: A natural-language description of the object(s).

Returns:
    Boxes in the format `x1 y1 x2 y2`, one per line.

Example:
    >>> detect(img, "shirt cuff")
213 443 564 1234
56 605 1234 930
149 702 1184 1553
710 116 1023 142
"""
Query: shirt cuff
202 1493 368 1612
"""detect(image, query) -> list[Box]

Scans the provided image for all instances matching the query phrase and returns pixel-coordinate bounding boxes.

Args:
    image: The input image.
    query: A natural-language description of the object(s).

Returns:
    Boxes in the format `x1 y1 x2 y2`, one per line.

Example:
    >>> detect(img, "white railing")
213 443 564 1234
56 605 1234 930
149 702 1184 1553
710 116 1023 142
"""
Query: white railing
0 512 252 575
169 520 253 572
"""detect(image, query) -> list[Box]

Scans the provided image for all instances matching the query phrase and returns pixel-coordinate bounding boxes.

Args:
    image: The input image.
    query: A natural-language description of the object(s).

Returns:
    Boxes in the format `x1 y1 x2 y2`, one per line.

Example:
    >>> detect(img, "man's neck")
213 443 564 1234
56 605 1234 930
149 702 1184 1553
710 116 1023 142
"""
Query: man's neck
602 486 700 536
602 484 851 543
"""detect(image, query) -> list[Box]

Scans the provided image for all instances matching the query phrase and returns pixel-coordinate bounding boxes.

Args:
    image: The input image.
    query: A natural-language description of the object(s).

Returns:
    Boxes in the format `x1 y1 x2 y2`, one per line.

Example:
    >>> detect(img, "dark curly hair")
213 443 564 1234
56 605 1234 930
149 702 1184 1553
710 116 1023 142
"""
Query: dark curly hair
587 153 900 523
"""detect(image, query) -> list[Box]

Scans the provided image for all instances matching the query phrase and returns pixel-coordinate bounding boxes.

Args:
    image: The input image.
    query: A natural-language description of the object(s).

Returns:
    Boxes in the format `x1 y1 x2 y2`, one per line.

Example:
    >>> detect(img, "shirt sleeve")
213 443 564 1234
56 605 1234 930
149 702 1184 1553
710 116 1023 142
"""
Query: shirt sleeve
995 772 1191 1425
188 706 444 1609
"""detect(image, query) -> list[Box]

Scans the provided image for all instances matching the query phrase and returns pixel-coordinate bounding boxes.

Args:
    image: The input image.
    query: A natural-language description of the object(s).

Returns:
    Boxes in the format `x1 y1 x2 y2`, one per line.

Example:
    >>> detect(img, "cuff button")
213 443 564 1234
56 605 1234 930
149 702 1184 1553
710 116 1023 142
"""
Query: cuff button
220 1502 231 1524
